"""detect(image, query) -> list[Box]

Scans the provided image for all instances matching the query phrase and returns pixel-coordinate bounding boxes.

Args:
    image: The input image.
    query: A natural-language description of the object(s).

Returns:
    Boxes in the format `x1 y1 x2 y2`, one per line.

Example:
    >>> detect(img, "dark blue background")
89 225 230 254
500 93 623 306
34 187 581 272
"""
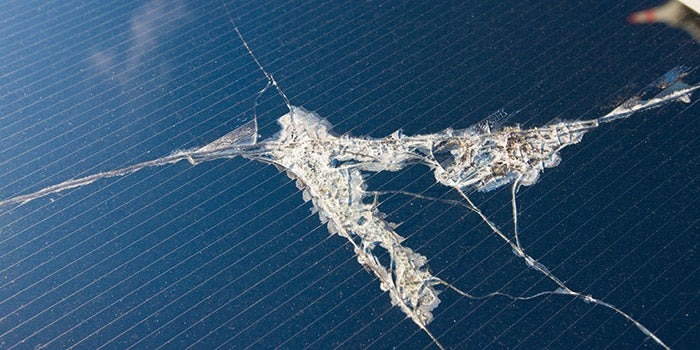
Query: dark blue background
0 1 697 349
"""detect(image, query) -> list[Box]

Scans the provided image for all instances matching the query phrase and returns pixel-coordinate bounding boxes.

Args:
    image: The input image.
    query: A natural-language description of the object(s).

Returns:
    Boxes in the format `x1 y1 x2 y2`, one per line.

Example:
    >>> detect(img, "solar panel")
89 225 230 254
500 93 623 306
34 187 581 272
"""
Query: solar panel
1 1 697 348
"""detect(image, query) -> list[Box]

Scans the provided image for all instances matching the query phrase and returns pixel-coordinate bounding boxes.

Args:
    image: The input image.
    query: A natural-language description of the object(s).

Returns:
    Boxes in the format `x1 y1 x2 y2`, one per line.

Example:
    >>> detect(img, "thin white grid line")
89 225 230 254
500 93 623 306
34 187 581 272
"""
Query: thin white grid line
0 0 432 318
167 4 692 350
91 1 517 347
0 1 216 254
455 62 700 349
544 146 699 347
0 0 328 271
0 0 46 36
1 0 696 348
431 66 698 349
573 187 699 348
0 0 462 296
660 264 700 349
345 26 694 350
363 99 696 349
309 3 633 347
12 8 684 350
60 171 321 349
424 26 698 350
0 160 279 342
163 15 696 344
0 0 388 328
502 110 700 347
89 0 524 344
2 2 468 344
387 104 697 349
328 3 679 347
384 99 696 349
601 223 699 349
0 0 416 232
149 1 575 347
0 0 284 183
516 142 699 349
0 1 99 84
0 0 346 283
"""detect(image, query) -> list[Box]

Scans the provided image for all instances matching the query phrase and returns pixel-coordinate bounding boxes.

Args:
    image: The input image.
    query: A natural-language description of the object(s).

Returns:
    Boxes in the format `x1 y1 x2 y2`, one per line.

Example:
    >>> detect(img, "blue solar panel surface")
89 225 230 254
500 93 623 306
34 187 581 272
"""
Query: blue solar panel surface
0 1 697 349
